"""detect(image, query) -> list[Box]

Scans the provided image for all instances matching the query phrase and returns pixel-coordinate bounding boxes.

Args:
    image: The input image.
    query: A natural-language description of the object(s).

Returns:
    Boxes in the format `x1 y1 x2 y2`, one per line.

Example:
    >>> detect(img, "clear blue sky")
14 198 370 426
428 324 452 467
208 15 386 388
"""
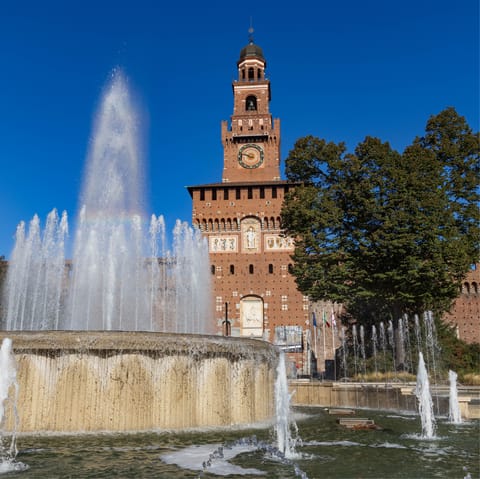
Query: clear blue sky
1 0 478 257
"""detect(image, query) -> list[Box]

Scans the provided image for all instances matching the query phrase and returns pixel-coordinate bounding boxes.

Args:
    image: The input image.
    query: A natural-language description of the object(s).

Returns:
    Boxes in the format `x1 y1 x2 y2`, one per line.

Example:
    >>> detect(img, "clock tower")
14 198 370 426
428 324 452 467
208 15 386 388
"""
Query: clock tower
221 38 281 183
188 34 312 374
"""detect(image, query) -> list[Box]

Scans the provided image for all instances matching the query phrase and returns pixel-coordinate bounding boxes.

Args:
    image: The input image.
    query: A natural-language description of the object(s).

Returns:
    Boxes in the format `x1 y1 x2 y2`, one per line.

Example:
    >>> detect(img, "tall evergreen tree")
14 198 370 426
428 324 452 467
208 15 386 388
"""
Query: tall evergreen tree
282 108 479 324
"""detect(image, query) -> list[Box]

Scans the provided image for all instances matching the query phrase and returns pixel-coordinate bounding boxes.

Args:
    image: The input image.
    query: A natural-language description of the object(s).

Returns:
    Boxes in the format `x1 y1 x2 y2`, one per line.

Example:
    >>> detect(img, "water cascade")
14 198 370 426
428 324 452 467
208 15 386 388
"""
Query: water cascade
415 352 436 438
448 370 462 424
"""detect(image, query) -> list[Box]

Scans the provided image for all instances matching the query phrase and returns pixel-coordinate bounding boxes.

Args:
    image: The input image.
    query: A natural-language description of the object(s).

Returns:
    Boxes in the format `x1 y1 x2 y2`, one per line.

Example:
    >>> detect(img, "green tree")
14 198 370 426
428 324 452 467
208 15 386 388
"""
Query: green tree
282 108 479 324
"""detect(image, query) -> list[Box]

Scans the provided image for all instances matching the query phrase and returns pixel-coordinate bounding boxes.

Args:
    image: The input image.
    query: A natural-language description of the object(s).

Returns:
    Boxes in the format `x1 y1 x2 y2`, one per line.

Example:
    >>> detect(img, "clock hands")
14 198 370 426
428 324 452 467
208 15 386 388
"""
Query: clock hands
242 152 255 158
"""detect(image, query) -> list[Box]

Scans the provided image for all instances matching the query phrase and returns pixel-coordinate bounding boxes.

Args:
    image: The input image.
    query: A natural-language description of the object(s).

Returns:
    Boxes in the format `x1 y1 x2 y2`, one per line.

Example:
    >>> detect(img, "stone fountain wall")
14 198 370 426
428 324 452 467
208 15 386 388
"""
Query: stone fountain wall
0 331 278 433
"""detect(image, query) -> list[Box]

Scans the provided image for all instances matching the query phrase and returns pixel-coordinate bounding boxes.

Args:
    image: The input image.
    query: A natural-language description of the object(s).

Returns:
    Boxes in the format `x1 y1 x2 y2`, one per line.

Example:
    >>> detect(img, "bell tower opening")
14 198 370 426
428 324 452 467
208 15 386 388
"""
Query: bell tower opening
246 95 257 111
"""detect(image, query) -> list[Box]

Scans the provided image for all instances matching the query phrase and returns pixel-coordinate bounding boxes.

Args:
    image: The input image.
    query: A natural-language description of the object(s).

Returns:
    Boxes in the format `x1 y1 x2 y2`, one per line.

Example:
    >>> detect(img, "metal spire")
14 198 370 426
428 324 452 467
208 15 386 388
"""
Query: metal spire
248 17 254 44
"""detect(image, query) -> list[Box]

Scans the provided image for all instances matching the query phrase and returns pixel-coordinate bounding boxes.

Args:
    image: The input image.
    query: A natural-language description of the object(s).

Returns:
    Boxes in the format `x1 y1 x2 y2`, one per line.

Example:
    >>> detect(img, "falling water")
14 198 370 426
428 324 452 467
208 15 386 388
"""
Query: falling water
415 352 436 439
2 72 211 333
448 370 463 424
0 339 27 473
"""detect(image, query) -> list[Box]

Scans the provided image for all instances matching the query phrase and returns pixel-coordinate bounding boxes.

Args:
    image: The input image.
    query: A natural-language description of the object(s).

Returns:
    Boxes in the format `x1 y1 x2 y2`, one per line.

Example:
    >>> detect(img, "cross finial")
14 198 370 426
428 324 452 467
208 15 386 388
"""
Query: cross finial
248 17 254 43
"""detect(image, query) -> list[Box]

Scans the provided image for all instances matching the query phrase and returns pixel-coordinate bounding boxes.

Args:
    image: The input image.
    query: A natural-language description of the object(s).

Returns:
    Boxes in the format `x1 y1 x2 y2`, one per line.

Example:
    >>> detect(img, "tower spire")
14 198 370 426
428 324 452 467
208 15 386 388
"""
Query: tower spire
248 17 254 44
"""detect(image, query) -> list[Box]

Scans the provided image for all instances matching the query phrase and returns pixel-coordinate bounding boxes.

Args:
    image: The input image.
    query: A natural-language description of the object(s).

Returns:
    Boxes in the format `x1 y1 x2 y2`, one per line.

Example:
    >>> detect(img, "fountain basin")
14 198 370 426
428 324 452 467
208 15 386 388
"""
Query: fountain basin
0 331 278 433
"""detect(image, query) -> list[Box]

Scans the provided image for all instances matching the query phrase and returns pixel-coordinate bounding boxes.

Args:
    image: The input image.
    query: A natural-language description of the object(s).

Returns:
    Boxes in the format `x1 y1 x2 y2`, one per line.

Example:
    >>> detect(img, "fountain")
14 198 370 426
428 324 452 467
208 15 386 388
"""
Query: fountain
415 352 436 438
274 351 299 458
3 73 211 334
449 369 463 424
0 338 27 473
0 71 278 434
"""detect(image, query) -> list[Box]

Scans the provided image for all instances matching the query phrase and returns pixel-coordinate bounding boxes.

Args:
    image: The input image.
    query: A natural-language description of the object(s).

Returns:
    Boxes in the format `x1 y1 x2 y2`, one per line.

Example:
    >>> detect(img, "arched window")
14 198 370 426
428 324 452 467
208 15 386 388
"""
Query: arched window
246 95 257 111
472 282 478 294
248 67 254 80
257 69 262 79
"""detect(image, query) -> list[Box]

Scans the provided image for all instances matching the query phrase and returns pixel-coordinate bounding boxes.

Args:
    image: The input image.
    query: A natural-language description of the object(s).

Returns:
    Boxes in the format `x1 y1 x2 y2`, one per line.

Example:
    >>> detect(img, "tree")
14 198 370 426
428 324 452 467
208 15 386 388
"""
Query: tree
282 108 479 324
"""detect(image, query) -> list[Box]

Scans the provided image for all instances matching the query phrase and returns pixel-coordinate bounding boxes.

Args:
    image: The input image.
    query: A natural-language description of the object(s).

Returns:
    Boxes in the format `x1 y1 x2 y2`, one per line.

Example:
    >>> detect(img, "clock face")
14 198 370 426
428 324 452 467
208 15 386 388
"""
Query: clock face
238 144 264 169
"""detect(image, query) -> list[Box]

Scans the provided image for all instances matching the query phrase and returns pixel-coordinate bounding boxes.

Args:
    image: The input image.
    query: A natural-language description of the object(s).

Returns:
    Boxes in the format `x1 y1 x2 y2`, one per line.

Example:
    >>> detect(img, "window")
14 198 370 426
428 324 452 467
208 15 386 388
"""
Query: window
268 264 274 274
224 188 229 200
236 188 241 200
246 95 257 111
248 187 253 199
230 264 235 274
211 265 215 275
248 68 254 81
212 189 217 201
249 264 254 274
259 187 265 199
272 187 277 199
200 190 205 201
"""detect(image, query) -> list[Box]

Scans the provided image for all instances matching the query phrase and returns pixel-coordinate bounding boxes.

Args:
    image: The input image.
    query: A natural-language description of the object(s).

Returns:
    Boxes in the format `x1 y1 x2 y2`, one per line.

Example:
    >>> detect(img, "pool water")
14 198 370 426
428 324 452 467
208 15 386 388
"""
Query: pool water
2 408 478 478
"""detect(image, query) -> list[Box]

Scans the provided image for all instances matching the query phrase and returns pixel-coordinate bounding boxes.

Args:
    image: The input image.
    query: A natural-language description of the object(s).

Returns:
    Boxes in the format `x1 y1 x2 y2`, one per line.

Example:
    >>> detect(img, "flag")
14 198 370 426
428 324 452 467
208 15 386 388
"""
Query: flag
312 312 317 328
331 310 337 329
323 310 330 328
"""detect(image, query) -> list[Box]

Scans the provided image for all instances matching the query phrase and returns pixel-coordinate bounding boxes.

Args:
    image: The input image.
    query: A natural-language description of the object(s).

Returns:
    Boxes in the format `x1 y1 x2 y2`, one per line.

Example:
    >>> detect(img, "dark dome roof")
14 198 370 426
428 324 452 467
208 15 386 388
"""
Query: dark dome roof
238 42 265 62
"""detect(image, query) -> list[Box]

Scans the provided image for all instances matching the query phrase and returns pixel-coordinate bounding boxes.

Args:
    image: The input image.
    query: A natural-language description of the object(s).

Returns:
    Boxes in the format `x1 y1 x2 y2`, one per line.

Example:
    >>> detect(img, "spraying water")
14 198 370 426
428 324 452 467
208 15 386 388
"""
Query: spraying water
448 370 463 424
379 321 387 375
0 338 27 473
387 320 397 375
371 325 378 376
2 72 211 333
274 351 299 459
352 324 358 377
359 325 366 376
415 352 436 438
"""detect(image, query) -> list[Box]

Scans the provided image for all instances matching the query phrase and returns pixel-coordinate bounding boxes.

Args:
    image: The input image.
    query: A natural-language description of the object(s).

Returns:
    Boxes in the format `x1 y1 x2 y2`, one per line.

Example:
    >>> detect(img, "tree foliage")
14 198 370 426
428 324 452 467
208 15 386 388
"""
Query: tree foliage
282 108 479 323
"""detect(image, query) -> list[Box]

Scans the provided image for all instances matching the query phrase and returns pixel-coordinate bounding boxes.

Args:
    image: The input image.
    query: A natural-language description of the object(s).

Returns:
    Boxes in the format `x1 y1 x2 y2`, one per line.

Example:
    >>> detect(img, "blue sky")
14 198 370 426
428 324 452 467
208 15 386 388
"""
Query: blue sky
0 0 478 257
